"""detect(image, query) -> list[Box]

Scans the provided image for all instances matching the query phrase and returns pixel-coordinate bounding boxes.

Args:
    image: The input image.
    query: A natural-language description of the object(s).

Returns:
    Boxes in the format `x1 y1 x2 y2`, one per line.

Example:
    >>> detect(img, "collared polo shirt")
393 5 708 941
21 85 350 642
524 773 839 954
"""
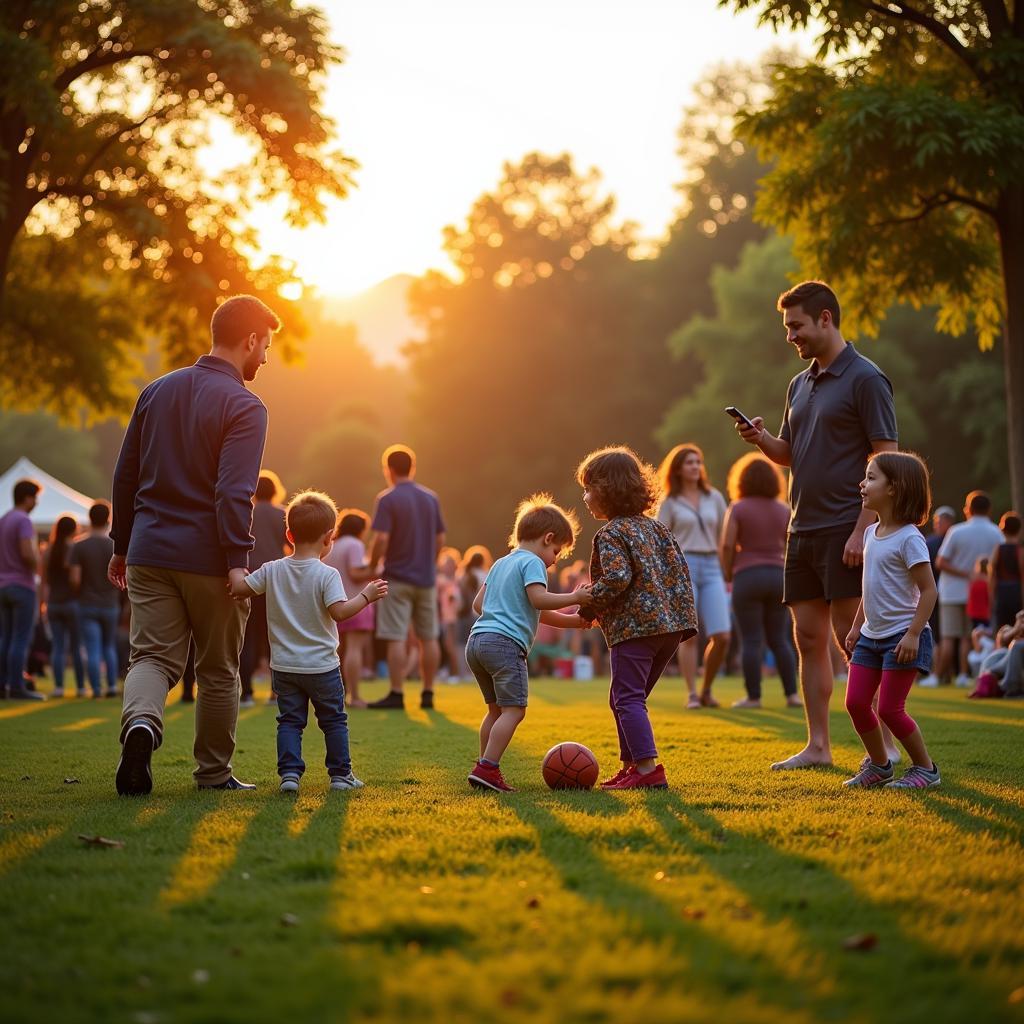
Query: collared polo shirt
780 342 897 533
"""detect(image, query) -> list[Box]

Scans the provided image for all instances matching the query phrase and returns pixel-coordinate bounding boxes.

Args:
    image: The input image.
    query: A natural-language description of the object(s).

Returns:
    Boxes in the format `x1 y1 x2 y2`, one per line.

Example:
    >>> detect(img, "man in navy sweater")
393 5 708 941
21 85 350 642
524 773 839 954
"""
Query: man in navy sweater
110 295 279 795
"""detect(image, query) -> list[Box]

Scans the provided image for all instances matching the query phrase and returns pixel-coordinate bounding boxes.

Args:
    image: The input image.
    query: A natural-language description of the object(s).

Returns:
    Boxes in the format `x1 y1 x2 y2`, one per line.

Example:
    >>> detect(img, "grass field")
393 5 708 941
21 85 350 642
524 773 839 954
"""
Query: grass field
1 673 1022 1024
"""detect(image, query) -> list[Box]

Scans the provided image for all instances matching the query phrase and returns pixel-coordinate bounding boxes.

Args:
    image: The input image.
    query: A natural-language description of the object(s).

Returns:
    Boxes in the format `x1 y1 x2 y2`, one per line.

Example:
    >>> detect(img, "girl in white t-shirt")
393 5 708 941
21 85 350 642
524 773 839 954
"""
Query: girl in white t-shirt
843 452 940 789
325 509 377 708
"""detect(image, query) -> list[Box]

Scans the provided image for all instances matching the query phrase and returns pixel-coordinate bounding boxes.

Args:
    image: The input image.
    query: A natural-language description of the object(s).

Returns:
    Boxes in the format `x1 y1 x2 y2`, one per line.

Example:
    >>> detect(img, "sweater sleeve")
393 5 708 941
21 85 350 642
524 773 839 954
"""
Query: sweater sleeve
215 398 269 570
587 529 634 612
110 397 143 557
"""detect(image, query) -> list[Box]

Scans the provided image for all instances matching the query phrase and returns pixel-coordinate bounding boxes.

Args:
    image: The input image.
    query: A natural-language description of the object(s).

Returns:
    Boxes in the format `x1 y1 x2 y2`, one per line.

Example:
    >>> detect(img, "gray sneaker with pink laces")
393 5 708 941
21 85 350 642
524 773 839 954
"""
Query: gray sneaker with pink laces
884 763 941 789
843 760 894 788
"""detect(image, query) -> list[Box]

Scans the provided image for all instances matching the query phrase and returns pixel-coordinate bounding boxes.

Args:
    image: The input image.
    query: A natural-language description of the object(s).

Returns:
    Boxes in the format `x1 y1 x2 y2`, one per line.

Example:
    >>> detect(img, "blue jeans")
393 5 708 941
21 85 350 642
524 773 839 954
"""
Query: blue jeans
273 667 351 778
731 566 797 700
80 604 119 695
0 584 37 693
48 601 85 691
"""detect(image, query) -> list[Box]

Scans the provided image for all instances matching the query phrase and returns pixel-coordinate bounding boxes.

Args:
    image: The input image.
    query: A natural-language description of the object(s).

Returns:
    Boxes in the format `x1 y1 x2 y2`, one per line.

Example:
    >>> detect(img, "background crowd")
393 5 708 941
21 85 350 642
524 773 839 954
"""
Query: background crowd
3 449 1020 707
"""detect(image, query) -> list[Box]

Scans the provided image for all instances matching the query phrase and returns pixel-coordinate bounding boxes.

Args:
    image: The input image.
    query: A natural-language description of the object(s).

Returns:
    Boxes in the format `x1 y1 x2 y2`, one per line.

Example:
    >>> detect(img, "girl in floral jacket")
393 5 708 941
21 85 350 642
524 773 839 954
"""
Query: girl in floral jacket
576 446 697 790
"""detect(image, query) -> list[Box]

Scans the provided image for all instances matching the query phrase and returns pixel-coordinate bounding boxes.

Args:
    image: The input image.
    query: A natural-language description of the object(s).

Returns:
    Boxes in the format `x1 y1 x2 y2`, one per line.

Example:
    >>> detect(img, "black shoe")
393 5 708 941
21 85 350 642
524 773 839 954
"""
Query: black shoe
420 690 434 710
367 691 405 710
8 687 46 701
116 724 154 796
198 776 256 790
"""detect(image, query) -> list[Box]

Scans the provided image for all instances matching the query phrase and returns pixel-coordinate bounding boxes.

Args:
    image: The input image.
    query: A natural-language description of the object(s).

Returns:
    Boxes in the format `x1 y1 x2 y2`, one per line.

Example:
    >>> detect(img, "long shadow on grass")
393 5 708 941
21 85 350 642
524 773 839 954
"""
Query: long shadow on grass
645 793 1016 1023
398 709 850 1019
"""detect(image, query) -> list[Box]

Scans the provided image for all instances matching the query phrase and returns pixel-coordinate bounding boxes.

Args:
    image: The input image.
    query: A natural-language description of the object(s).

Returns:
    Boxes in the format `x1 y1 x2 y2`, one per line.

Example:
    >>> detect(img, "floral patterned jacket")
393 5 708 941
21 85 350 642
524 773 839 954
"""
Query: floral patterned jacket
584 515 697 648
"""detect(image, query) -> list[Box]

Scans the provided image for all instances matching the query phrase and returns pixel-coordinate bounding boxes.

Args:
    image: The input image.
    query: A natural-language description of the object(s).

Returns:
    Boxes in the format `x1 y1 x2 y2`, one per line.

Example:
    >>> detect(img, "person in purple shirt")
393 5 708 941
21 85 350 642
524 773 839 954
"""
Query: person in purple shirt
366 445 447 711
0 478 44 701
110 294 279 796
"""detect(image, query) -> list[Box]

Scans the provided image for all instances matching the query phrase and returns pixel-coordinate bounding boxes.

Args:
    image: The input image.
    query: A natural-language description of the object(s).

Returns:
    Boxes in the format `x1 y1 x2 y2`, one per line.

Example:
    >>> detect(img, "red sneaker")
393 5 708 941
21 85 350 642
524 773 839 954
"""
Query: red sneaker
605 763 668 790
468 761 515 792
600 763 635 788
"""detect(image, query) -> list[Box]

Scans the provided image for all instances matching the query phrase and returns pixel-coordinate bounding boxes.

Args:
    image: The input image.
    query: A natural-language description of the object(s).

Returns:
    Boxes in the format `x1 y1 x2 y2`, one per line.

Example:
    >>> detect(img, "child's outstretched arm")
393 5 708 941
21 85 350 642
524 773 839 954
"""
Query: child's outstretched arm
539 610 588 629
228 573 255 601
328 579 389 622
526 582 591 611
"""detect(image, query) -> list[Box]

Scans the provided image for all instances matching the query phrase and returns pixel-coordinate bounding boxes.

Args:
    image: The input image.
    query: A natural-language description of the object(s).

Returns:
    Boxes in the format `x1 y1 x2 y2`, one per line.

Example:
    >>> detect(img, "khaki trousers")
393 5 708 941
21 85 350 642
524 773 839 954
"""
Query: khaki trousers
120 565 248 786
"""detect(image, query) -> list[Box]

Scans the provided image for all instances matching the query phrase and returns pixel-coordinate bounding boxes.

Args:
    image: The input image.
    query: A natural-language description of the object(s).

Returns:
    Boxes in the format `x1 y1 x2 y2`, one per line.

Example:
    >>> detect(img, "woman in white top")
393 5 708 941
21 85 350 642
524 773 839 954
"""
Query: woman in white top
656 443 731 708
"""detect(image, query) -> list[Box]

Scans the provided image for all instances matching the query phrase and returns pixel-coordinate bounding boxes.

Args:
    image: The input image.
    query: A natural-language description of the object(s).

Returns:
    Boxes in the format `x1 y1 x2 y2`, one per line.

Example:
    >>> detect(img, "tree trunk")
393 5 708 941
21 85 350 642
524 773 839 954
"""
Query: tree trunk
997 185 1024 512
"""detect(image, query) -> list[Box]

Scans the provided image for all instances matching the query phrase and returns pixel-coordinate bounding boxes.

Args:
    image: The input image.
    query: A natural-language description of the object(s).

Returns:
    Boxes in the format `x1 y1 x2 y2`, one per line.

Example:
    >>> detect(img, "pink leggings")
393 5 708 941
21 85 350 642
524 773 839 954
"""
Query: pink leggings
845 664 920 741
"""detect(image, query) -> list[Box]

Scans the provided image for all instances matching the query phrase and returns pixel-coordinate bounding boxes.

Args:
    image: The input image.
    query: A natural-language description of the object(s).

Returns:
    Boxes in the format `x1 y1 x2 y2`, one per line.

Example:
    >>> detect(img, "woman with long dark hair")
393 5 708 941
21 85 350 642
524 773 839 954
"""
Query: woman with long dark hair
656 444 730 708
721 453 800 708
43 515 85 696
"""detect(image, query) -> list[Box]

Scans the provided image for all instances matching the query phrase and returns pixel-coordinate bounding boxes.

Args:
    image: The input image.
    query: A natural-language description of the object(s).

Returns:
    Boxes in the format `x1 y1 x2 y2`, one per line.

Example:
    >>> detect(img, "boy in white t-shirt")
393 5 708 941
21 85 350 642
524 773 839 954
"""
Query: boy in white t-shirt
230 491 387 793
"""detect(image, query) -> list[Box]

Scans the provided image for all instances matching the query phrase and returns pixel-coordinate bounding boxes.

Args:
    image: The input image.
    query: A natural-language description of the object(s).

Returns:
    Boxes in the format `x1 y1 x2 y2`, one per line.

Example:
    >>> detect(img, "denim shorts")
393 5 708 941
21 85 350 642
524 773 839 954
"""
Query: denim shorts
466 632 529 707
683 551 732 636
850 626 933 674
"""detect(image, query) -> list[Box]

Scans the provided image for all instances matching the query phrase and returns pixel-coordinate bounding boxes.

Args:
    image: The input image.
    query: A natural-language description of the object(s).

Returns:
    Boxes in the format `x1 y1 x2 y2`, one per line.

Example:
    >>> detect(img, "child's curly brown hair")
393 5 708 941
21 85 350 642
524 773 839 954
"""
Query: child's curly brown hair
576 446 659 518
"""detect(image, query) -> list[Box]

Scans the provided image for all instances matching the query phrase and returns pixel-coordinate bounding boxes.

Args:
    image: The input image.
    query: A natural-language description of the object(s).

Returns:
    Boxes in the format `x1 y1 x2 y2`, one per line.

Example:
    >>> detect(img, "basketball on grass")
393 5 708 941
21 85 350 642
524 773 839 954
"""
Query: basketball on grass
542 742 599 790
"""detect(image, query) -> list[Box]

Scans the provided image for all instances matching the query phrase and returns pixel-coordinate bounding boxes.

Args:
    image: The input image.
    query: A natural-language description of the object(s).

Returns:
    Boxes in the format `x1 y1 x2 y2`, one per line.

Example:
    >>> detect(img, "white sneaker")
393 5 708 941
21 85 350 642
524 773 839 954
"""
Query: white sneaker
279 774 300 793
954 673 973 688
330 773 364 790
918 674 939 688
239 696 256 708
52 687 65 698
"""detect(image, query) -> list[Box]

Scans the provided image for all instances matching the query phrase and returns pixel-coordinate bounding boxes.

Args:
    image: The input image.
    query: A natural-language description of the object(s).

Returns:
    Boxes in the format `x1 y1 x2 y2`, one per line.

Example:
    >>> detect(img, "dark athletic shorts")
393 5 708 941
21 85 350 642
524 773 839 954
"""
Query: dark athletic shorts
784 525 863 605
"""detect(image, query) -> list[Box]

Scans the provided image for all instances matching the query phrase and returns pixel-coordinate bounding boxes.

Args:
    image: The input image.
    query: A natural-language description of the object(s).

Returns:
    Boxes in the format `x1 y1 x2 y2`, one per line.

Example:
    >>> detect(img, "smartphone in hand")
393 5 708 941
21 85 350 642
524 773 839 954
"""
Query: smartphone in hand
725 406 756 430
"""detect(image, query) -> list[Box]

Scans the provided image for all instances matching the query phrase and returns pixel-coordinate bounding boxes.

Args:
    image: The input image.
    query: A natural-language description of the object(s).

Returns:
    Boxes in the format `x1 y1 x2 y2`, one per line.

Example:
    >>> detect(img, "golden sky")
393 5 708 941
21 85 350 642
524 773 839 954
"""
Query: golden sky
238 0 802 298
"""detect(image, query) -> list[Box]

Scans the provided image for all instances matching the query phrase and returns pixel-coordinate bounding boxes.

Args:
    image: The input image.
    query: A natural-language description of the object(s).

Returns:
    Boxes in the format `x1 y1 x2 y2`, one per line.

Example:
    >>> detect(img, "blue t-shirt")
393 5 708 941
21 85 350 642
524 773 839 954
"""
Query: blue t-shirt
469 548 549 653
371 481 445 587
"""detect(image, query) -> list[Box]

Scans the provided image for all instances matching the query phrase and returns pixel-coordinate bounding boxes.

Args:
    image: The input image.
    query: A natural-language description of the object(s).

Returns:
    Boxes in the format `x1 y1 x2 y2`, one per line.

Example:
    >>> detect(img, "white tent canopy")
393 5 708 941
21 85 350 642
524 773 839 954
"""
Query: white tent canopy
0 457 99 530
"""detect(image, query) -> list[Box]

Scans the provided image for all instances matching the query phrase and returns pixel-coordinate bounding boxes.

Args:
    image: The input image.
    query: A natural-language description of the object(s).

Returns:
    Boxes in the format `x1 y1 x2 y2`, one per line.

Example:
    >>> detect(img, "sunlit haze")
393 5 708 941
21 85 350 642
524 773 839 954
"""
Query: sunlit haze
231 0 803 298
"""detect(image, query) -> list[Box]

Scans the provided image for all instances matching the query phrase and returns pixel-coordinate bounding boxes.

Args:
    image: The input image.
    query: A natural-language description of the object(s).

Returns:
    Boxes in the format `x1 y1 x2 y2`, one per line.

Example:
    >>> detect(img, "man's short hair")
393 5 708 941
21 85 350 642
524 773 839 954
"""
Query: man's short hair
966 490 991 516
286 490 338 544
13 479 41 505
383 444 415 478
777 280 841 328
211 295 281 348
1000 512 1021 536
88 500 111 528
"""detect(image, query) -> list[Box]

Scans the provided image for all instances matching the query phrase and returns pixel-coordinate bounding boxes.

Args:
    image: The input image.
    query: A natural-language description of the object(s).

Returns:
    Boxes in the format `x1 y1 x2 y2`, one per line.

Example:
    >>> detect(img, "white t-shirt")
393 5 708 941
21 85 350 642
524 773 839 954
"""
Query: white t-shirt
936 516 1004 604
861 523 932 639
245 557 347 672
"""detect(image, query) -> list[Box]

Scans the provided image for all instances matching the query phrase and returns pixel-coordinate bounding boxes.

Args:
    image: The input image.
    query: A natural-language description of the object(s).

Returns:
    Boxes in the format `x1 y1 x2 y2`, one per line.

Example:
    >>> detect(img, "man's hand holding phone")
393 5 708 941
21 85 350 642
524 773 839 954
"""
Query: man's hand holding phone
725 406 765 445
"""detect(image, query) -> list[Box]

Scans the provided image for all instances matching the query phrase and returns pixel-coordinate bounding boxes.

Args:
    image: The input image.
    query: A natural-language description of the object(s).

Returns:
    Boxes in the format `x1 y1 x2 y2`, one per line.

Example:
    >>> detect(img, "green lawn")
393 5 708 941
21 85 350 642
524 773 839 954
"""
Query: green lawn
1 674 1022 1024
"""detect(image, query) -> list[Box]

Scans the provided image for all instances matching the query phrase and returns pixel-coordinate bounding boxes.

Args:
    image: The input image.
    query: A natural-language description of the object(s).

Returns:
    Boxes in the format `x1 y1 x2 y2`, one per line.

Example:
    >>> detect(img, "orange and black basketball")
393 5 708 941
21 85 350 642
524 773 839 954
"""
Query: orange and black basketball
541 742 599 790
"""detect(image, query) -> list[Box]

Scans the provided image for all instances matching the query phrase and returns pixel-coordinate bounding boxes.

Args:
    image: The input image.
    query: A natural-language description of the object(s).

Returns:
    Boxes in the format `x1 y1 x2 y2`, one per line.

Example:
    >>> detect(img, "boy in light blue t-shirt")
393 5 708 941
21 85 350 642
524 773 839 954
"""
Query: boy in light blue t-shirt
465 495 591 792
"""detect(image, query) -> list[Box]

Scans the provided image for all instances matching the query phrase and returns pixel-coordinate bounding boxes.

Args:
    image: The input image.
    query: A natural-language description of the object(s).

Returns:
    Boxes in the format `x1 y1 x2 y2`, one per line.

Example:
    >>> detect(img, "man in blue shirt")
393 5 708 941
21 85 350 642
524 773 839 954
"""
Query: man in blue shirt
110 294 279 795
367 445 446 710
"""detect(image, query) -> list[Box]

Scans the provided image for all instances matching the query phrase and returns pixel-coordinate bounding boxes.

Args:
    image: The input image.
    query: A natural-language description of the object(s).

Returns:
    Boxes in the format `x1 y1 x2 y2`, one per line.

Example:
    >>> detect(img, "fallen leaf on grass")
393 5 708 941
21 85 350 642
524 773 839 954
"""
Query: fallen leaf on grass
64 777 80 784
1009 987 1024 1005
681 907 706 920
526 897 542 909
500 989 521 1007
20 775 31 781
280 913 300 927
843 933 878 952
77 834 124 849
419 886 434 895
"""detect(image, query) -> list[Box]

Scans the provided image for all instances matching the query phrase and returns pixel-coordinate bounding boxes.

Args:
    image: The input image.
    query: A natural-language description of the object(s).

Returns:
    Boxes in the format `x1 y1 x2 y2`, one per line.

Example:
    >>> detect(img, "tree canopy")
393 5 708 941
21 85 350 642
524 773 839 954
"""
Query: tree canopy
723 0 1024 507
0 0 353 417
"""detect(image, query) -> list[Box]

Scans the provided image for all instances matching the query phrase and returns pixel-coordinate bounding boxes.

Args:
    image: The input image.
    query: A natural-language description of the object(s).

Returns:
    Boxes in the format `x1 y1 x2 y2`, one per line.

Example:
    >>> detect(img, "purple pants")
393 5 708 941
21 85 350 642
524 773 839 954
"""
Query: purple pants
609 631 684 763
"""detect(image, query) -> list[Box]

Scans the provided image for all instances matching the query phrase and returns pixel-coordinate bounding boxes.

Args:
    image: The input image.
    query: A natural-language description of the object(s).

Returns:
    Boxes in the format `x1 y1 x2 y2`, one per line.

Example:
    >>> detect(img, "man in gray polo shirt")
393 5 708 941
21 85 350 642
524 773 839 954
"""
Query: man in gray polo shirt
736 281 898 770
